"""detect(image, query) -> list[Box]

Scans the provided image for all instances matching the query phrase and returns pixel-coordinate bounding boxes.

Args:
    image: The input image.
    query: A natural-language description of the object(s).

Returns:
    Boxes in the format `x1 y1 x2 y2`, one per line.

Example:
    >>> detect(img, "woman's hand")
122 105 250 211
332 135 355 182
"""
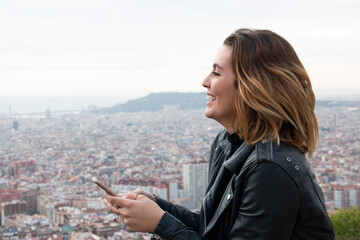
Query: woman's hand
103 192 164 233
119 189 156 202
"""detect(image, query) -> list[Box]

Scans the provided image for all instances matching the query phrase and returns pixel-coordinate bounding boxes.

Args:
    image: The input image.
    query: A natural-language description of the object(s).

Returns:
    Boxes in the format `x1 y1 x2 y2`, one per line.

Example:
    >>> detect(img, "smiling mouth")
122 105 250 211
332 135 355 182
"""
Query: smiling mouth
206 95 216 101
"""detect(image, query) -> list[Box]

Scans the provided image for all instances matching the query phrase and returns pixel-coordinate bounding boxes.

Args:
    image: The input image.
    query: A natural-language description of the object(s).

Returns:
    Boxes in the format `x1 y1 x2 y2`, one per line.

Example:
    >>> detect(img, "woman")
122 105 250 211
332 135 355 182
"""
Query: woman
103 28 335 239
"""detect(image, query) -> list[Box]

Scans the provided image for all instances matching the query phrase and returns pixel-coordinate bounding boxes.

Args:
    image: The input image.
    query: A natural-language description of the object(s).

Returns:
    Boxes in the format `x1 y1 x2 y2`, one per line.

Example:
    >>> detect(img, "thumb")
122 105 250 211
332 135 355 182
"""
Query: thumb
127 191 142 200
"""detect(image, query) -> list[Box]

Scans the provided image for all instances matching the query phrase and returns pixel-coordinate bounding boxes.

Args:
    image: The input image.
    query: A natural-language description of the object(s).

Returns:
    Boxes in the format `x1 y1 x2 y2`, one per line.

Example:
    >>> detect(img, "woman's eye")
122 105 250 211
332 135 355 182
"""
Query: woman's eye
212 72 220 76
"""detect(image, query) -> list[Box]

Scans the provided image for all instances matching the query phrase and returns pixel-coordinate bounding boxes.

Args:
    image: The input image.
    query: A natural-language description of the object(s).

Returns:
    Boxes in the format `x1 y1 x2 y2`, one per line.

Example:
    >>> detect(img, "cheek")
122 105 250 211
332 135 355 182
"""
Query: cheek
223 89 237 113
217 85 236 103
211 81 225 96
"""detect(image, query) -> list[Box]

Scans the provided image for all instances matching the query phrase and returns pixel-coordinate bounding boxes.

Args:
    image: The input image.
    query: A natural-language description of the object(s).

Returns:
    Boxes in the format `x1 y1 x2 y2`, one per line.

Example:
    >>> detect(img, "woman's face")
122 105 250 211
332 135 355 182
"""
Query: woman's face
202 45 237 133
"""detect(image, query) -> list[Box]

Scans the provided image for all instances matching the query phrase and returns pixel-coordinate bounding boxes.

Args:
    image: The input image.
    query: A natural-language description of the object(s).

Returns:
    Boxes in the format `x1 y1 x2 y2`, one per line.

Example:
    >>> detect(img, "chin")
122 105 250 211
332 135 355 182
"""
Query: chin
204 108 214 119
204 108 217 121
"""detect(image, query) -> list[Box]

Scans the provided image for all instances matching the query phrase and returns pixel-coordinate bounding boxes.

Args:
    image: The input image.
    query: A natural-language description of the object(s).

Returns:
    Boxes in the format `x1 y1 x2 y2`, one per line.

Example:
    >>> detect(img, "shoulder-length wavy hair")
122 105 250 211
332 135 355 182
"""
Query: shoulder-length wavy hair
224 28 318 156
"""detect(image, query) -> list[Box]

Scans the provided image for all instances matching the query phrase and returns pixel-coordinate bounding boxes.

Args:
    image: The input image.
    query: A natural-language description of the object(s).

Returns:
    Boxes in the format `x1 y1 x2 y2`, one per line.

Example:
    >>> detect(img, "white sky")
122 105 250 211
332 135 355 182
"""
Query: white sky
0 0 359 100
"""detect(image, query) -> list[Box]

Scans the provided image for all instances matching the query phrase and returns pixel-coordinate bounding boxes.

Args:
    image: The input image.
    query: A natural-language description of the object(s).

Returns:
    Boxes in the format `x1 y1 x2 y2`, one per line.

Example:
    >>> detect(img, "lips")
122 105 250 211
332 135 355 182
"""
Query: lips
206 94 216 101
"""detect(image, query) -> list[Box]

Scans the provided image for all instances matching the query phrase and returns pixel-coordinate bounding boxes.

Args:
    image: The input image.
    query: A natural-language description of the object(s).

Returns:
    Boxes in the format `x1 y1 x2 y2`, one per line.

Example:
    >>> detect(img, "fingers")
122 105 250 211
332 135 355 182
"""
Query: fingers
103 193 164 233
133 188 146 195
105 189 154 201
116 192 128 198
103 199 126 225
133 189 155 201
103 198 120 214
126 191 141 200
105 191 142 203
103 193 143 218
105 194 130 207
103 191 148 227
103 198 128 218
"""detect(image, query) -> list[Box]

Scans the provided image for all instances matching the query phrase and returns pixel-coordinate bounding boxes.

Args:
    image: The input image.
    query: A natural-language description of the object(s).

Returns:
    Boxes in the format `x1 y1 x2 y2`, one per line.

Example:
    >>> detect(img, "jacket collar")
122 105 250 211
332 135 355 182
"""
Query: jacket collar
222 139 277 174
223 141 255 175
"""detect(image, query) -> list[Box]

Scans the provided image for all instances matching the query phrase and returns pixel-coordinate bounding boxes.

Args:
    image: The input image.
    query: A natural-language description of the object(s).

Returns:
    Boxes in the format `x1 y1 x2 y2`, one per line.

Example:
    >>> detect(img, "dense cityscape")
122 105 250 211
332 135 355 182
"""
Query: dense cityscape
0 101 359 239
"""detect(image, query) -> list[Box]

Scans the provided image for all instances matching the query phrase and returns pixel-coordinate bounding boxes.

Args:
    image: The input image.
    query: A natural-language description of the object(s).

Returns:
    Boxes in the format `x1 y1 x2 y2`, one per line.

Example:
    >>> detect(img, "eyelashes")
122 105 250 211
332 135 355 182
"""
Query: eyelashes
212 72 221 77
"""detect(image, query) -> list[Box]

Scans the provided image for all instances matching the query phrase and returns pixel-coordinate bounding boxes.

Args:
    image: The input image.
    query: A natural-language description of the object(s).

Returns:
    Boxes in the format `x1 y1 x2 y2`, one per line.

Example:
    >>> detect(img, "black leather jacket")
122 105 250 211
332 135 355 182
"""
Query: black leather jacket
153 129 335 239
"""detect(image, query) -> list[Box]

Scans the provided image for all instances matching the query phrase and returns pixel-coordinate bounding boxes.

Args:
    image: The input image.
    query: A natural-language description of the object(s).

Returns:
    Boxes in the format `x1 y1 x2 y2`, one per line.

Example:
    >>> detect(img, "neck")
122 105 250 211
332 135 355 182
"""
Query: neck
224 124 236 135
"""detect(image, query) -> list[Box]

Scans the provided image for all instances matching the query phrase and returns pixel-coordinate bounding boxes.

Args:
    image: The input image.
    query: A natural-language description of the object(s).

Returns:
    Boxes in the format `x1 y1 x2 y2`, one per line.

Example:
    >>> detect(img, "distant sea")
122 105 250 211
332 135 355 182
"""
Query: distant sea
0 96 131 115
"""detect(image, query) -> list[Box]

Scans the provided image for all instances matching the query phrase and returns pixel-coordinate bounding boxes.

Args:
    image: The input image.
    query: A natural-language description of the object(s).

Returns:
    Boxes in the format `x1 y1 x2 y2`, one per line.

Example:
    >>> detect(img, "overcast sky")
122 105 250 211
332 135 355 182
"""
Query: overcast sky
0 0 359 103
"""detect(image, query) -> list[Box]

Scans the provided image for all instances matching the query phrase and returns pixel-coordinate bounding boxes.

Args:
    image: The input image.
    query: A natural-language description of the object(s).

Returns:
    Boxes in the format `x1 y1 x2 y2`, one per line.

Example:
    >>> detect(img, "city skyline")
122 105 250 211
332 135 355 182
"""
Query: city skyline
0 104 359 239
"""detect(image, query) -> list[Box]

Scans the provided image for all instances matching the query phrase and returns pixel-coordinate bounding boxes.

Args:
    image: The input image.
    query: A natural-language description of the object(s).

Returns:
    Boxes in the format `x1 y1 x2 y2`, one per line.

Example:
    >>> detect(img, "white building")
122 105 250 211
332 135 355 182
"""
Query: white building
87 198 104 210
334 190 343 209
183 162 208 208
168 181 178 201
332 184 360 209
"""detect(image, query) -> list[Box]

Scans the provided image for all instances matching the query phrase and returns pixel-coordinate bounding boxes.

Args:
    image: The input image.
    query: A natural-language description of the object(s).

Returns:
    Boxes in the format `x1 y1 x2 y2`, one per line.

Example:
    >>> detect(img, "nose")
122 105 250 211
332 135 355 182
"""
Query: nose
202 74 211 89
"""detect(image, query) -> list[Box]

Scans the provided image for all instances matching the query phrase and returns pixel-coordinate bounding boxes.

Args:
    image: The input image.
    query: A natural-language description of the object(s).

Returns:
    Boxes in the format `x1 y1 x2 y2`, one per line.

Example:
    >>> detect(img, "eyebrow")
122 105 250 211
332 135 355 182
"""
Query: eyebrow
213 63 224 71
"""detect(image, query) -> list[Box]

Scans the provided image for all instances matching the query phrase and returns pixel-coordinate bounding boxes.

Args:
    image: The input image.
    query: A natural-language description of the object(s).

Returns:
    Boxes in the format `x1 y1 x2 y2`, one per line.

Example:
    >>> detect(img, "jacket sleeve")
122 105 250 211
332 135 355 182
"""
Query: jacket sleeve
154 197 206 239
230 161 300 240
154 212 205 240
155 197 200 231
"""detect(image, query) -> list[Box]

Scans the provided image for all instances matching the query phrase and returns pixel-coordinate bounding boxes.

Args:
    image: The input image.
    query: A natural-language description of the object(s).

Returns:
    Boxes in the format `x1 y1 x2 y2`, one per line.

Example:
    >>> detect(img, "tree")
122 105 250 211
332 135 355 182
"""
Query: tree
330 207 360 240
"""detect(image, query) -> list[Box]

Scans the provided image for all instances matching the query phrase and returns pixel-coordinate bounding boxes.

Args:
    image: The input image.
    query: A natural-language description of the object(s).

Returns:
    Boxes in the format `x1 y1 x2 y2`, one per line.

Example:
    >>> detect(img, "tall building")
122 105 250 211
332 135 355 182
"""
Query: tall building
182 162 208 209
45 108 51 119
22 189 38 215
1 200 26 226
11 160 36 177
168 181 178 202
331 184 360 209
0 188 22 205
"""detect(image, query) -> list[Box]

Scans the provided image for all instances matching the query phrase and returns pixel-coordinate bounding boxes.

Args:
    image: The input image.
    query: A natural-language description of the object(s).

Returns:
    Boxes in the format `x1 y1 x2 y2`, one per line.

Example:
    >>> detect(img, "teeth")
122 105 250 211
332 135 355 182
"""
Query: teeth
206 95 216 101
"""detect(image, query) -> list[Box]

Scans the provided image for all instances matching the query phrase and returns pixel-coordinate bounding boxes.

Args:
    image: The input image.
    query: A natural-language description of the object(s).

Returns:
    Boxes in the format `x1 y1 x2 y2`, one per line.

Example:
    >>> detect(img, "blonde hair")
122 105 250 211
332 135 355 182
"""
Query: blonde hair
224 29 318 156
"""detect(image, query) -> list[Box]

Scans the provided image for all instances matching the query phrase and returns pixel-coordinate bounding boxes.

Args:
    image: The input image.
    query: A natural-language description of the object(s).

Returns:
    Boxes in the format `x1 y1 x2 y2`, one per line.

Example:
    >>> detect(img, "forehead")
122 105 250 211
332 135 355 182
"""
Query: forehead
213 45 233 69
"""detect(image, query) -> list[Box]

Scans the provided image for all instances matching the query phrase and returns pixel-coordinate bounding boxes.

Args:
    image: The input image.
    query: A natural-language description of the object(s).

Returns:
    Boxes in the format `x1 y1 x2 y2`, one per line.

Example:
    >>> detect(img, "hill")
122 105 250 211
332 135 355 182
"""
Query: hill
91 92 360 114
92 92 207 114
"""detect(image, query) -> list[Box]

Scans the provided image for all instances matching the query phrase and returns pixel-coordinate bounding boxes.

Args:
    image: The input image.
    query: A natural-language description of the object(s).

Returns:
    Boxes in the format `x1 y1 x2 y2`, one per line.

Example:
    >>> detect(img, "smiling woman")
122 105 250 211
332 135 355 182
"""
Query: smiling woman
202 45 238 133
103 28 335 240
